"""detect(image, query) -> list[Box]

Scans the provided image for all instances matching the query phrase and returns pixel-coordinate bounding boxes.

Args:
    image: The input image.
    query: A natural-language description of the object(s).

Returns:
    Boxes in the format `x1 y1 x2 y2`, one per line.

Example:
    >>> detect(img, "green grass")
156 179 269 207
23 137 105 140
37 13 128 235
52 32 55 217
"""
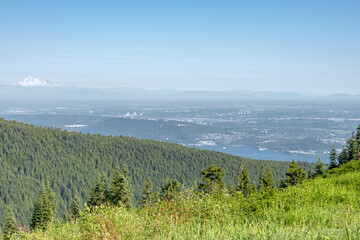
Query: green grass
14 167 360 239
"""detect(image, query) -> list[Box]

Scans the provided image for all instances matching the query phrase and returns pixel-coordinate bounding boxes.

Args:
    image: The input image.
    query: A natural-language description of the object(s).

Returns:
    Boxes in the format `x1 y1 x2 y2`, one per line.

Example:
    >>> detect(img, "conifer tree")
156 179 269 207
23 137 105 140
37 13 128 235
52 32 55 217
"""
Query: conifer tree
88 174 108 207
328 145 338 170
109 167 133 208
30 202 41 230
279 179 288 188
160 178 181 201
356 149 360 161
237 168 255 196
346 132 357 161
4 206 17 240
30 181 56 230
313 157 325 177
258 167 274 192
140 177 155 206
337 128 360 166
45 180 56 222
307 170 313 179
338 147 348 166
233 162 244 184
191 180 199 195
70 191 81 220
281 160 307 187
356 124 360 160
356 124 360 141
198 164 226 194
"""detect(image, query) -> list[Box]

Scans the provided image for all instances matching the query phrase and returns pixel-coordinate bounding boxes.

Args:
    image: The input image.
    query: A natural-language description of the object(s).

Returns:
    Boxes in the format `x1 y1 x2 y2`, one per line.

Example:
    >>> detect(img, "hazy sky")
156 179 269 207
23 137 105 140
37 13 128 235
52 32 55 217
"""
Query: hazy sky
1 1 359 93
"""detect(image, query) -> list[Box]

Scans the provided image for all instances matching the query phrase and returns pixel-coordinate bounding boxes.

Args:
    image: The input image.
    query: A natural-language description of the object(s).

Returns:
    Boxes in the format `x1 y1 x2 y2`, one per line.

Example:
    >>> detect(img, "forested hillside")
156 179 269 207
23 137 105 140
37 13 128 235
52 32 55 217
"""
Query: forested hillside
11 136 360 239
0 118 313 226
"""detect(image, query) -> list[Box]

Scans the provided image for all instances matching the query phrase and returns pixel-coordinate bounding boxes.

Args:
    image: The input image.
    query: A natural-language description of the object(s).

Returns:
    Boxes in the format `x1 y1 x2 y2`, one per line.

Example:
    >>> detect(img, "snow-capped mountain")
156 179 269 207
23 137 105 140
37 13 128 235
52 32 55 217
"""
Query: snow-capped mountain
17 76 59 87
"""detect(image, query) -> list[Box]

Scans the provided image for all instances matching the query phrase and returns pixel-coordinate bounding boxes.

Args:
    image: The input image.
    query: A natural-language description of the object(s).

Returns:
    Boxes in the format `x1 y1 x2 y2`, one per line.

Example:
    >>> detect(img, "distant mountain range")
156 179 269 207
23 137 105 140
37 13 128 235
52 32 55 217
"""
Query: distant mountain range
1 79 360 101
15 76 60 87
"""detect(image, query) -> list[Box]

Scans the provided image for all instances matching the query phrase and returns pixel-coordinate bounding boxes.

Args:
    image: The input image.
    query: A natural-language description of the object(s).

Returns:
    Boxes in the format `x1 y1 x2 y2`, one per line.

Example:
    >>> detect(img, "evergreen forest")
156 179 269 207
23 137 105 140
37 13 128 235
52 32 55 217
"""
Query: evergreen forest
0 118 313 228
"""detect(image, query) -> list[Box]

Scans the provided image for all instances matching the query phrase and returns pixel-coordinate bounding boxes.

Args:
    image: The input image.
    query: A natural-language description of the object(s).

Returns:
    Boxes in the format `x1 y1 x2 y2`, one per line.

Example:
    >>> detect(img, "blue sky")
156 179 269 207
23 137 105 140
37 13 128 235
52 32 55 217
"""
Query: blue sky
0 1 359 93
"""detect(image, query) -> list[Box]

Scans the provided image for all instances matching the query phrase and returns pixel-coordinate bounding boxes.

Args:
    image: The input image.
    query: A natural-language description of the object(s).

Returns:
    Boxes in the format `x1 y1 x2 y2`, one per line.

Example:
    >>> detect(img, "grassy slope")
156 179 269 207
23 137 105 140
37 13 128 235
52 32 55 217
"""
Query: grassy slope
18 161 360 240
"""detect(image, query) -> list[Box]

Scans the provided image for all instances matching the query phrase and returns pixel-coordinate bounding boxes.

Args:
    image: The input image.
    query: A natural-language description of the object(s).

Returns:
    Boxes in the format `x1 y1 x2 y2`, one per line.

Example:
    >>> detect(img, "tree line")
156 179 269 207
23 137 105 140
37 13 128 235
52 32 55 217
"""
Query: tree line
326 125 360 170
2 158 309 239
0 118 314 226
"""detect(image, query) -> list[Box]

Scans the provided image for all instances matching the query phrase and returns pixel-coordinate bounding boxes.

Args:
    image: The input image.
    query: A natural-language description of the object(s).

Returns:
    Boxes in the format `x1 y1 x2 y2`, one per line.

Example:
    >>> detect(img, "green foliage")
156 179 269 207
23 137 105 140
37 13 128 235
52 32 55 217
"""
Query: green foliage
69 191 81 220
140 177 156 206
108 167 133 208
327 158 360 175
30 181 55 230
281 160 307 188
338 131 358 166
258 167 274 192
356 124 360 161
87 174 108 208
347 132 358 161
328 145 338 170
237 168 256 196
313 156 325 177
198 164 226 194
159 178 181 201
338 147 349 165
4 206 17 240
4 119 360 238
329 124 360 170
0 118 313 226
20 161 360 239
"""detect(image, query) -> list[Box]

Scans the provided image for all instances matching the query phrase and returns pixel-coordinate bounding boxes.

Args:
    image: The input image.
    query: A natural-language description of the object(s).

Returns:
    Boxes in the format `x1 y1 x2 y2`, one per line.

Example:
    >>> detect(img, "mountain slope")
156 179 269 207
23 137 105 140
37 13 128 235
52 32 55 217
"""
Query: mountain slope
22 160 360 239
0 118 313 226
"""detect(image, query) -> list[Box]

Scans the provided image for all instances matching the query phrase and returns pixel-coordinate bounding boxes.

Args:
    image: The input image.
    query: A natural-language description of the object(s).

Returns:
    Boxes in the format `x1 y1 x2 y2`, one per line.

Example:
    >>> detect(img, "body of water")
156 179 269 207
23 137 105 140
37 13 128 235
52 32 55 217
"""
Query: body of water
193 145 327 163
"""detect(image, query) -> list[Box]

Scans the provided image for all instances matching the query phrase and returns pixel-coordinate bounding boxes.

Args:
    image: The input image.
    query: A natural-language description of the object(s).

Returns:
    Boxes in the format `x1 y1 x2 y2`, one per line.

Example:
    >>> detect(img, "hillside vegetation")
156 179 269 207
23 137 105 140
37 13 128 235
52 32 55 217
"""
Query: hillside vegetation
0 118 313 226
12 156 360 239
1 120 359 239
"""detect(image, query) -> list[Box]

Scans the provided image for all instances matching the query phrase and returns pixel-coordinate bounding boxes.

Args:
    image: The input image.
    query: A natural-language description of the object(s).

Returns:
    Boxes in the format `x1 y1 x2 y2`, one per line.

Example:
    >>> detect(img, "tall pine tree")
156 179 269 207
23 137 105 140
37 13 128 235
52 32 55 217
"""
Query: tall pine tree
258 167 274 192
346 132 357 162
198 164 226 194
280 160 307 188
337 127 360 166
30 180 56 230
30 201 41 230
45 180 56 222
88 174 108 207
338 147 348 166
4 206 17 240
109 167 133 208
70 191 81 220
328 145 338 170
356 124 360 160
160 178 181 201
237 168 255 196
140 177 156 206
313 157 325 177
